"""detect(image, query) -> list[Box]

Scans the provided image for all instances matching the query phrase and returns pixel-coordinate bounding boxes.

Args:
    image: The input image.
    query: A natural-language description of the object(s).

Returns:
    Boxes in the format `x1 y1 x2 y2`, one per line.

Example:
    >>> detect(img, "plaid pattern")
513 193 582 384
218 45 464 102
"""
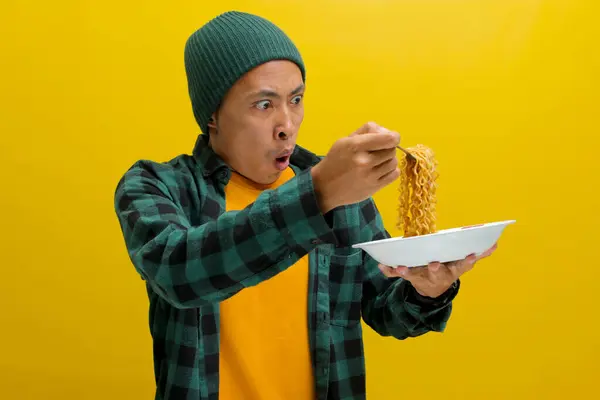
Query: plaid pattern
114 134 459 400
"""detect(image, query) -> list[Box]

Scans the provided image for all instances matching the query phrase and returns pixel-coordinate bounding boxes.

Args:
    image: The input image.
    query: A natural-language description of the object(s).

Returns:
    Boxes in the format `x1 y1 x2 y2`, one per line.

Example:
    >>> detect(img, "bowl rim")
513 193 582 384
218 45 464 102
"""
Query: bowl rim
351 219 516 248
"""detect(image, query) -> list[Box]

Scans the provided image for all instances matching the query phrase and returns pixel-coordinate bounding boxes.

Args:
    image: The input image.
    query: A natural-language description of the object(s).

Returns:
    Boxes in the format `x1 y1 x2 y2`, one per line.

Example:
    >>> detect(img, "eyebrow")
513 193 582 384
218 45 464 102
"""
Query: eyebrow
249 83 305 100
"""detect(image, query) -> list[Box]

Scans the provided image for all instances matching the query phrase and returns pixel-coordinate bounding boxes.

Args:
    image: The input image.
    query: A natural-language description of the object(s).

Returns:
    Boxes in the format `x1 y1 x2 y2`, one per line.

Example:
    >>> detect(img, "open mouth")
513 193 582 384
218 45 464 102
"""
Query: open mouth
274 153 291 171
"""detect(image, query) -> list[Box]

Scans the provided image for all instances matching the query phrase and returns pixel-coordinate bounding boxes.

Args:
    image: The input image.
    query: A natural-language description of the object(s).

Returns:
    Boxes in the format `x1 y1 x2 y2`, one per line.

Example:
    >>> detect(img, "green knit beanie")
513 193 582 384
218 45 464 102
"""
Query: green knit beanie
184 11 306 134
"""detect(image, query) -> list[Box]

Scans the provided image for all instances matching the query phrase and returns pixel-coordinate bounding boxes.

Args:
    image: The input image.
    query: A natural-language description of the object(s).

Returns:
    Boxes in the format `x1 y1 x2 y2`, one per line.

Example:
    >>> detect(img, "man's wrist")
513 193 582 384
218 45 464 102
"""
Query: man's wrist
405 280 460 308
310 165 335 214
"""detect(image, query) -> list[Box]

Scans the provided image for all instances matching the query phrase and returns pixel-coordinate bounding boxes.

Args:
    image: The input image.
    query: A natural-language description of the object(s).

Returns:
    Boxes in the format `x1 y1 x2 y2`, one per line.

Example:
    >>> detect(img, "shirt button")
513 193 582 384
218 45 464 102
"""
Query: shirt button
311 239 322 245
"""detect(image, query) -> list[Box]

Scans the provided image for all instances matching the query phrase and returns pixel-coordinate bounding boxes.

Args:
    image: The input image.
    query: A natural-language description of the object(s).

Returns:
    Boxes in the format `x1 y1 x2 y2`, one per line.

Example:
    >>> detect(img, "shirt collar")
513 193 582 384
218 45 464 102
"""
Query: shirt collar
192 134 229 177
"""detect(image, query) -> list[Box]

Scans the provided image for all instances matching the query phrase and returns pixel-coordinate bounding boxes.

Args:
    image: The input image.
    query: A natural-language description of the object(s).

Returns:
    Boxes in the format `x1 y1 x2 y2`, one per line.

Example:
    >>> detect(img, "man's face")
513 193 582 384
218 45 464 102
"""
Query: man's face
208 60 305 185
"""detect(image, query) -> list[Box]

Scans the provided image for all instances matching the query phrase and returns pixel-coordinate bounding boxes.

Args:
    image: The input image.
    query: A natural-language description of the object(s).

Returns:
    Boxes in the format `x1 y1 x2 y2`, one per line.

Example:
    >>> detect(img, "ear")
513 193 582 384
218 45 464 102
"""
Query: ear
207 114 217 129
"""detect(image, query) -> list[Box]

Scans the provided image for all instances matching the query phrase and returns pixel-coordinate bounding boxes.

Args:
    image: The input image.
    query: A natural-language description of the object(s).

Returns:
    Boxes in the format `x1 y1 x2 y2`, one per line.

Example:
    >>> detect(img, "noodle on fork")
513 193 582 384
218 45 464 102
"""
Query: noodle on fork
396 144 439 237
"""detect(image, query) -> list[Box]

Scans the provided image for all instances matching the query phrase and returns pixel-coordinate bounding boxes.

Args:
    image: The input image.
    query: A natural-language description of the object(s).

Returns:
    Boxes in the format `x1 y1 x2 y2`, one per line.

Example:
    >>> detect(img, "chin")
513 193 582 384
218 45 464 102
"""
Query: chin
264 170 282 183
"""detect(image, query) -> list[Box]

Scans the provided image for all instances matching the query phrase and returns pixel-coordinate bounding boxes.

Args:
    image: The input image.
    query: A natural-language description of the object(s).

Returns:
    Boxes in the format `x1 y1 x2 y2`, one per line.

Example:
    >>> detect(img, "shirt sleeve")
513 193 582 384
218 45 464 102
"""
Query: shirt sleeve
359 198 459 339
114 161 336 309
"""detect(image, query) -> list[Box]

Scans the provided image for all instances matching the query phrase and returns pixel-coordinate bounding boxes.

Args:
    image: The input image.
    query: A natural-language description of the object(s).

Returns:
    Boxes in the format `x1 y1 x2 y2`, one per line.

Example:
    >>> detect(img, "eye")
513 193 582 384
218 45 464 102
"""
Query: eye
291 95 303 105
255 100 271 110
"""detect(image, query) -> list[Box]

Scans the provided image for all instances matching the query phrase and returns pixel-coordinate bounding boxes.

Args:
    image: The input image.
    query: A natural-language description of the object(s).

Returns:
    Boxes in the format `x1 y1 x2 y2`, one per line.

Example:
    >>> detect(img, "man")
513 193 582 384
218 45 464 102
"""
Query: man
114 10 496 400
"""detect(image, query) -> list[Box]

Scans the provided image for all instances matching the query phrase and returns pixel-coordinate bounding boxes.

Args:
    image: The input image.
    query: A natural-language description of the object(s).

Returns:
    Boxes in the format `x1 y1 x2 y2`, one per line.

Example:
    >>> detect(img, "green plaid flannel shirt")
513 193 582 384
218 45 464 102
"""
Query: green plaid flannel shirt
114 134 459 400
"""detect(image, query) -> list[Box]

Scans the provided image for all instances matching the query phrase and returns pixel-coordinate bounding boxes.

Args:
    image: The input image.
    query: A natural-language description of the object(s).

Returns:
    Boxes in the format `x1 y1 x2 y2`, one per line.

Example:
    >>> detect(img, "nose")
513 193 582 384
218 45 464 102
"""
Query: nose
274 106 295 141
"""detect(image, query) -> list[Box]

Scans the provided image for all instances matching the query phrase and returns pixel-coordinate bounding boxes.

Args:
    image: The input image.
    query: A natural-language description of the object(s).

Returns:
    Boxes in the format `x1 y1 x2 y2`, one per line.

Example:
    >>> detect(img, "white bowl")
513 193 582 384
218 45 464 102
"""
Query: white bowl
352 220 516 267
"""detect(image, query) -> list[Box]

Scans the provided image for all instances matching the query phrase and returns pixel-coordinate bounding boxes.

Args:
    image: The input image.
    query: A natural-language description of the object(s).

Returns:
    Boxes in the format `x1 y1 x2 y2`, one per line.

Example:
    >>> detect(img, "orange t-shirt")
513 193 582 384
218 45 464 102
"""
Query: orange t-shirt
218 167 315 400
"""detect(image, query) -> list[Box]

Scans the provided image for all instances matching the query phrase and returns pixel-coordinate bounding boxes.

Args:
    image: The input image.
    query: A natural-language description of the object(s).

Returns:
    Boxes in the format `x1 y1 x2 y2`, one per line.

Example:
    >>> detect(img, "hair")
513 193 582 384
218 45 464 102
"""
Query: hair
396 144 439 237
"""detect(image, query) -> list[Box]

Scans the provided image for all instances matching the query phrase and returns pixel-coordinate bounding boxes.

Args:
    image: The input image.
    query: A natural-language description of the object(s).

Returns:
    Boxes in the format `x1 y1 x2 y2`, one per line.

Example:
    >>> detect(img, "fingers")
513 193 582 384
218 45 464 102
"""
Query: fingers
378 248 498 298
351 121 387 136
386 261 454 283
378 264 428 281
349 122 401 152
448 254 477 277
369 147 397 166
378 264 418 279
378 166 401 184
446 244 498 276
447 261 462 278
351 147 396 171
352 131 400 152
426 261 446 282
372 153 399 178
478 243 498 260
378 264 401 278
417 262 452 287
446 243 497 276
349 140 400 181
379 250 487 283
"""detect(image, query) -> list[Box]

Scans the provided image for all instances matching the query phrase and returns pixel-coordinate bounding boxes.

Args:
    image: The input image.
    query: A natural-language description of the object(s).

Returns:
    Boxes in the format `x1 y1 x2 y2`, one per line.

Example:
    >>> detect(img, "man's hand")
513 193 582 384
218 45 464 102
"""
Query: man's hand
311 122 401 213
378 243 498 298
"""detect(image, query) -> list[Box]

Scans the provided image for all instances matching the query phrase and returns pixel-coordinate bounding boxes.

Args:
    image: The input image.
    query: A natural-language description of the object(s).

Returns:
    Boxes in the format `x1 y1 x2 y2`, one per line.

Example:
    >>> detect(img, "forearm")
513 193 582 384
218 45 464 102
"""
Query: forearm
357 197 458 338
362 276 459 339
115 164 335 308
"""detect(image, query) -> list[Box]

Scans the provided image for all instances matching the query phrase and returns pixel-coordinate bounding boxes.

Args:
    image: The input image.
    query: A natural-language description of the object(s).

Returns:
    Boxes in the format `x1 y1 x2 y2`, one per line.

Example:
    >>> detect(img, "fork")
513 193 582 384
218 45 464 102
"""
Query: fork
397 146 416 161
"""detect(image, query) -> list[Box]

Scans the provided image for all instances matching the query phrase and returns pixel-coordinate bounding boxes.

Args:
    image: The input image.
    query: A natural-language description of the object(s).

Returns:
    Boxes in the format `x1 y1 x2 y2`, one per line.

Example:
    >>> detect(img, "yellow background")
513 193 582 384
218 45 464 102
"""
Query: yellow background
1 0 598 398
